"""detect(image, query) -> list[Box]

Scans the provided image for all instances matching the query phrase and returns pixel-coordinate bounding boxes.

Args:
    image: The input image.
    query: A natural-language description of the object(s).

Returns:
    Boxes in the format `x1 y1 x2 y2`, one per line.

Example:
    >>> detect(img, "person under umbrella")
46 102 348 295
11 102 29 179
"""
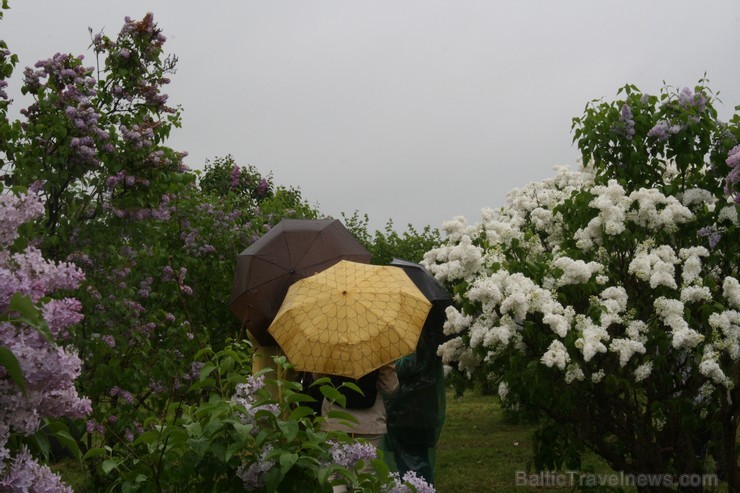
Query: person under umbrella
267 260 432 491
229 218 371 392
383 258 453 486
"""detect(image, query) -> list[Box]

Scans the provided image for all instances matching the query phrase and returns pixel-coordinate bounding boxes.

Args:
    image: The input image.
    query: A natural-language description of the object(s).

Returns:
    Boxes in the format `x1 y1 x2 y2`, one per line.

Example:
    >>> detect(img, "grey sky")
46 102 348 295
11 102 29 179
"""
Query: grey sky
3 1 740 231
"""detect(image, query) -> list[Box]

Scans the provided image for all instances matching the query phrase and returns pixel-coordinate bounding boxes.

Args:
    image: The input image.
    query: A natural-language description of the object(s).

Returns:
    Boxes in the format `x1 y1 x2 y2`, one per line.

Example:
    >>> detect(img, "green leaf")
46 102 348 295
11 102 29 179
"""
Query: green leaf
199 362 217 381
8 293 54 344
45 421 81 461
278 419 299 442
83 447 107 460
279 452 298 476
320 386 346 408
102 459 120 474
0 346 26 396
288 405 316 422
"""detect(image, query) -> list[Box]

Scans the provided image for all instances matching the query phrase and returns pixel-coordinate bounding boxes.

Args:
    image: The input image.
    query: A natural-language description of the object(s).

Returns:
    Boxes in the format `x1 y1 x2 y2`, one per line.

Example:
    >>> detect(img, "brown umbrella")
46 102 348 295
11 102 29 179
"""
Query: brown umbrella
229 218 371 346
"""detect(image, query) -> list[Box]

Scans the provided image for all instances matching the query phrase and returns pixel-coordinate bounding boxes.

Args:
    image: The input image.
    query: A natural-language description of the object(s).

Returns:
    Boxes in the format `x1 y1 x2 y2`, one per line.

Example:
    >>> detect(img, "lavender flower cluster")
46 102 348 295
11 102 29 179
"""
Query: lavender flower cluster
0 189 91 489
385 471 436 493
725 144 740 203
328 440 377 468
232 375 280 431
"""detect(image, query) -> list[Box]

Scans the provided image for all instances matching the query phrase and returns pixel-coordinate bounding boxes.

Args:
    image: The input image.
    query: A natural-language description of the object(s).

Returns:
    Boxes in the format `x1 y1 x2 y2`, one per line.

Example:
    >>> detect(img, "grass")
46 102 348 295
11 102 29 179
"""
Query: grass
434 389 618 493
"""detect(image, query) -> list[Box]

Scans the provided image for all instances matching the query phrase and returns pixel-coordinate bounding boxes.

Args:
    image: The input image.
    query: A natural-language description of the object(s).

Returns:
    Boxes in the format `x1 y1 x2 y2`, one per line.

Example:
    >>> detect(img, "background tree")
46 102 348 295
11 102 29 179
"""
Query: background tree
343 211 442 265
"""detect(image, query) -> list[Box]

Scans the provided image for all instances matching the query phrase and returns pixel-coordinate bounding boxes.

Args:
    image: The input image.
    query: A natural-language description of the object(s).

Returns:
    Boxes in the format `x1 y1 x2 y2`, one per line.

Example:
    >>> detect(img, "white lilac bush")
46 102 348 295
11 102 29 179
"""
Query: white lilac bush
0 187 91 491
423 82 739 491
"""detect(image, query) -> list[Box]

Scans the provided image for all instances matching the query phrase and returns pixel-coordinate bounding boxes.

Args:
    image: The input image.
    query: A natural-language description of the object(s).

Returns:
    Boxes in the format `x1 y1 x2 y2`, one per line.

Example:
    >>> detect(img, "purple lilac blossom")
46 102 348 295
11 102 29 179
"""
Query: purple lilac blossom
1 190 90 490
236 445 276 490
232 376 280 432
697 226 722 249
678 87 707 112
256 178 270 197
0 447 73 492
230 166 241 189
725 145 740 202
647 120 682 141
619 104 635 139
384 471 436 493
328 440 378 468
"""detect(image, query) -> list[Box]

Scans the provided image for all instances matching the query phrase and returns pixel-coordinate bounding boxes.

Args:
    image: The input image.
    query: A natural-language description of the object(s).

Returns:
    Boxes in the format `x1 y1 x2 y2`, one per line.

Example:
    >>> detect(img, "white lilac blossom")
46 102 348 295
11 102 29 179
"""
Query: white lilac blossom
609 339 646 367
565 364 585 384
633 362 653 382
575 316 609 362
422 234 483 284
718 204 738 225
678 246 709 285
442 305 473 335
588 180 630 235
498 382 510 401
552 257 604 286
709 310 740 360
591 370 606 384
628 244 679 289
437 337 482 376
699 348 731 387
679 188 716 210
599 286 628 314
542 307 574 338
680 286 712 304
439 215 471 243
424 156 736 423
724 277 740 309
654 297 704 349
481 316 519 349
626 188 693 231
541 340 570 370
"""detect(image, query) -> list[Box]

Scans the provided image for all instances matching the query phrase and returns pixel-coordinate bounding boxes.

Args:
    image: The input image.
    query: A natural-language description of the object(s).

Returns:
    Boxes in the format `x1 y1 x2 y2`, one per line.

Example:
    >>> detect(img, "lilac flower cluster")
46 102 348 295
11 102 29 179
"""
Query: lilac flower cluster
697 226 722 249
677 87 707 112
21 53 110 168
647 120 682 141
618 104 635 140
384 471 436 493
236 445 276 490
230 166 241 189
725 145 740 203
0 446 73 492
232 375 280 431
328 440 377 468
0 189 90 488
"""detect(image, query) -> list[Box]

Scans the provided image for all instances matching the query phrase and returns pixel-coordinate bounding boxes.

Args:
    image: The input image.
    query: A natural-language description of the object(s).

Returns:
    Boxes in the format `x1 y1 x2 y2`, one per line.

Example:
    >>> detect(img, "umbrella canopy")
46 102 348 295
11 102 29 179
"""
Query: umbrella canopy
229 219 371 346
267 260 432 379
389 258 453 347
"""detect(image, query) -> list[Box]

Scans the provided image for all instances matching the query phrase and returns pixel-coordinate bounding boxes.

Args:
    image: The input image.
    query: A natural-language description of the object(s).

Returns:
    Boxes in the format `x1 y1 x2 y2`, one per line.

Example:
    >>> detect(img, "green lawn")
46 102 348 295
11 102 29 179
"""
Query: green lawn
434 389 617 493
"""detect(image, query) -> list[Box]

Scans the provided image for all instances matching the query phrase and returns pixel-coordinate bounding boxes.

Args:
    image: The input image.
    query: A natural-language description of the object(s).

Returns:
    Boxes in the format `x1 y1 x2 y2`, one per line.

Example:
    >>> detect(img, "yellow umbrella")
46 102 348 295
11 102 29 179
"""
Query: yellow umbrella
267 260 432 379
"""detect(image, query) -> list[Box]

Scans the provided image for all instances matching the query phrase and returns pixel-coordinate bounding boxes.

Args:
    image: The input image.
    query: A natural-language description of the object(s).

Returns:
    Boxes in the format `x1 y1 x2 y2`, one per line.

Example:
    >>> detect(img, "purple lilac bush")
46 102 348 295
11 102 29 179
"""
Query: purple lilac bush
0 188 90 491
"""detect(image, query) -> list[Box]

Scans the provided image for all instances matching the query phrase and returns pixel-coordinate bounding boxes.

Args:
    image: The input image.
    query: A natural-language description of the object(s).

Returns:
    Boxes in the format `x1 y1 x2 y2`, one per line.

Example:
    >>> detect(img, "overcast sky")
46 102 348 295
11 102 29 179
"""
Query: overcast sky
3 1 740 231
